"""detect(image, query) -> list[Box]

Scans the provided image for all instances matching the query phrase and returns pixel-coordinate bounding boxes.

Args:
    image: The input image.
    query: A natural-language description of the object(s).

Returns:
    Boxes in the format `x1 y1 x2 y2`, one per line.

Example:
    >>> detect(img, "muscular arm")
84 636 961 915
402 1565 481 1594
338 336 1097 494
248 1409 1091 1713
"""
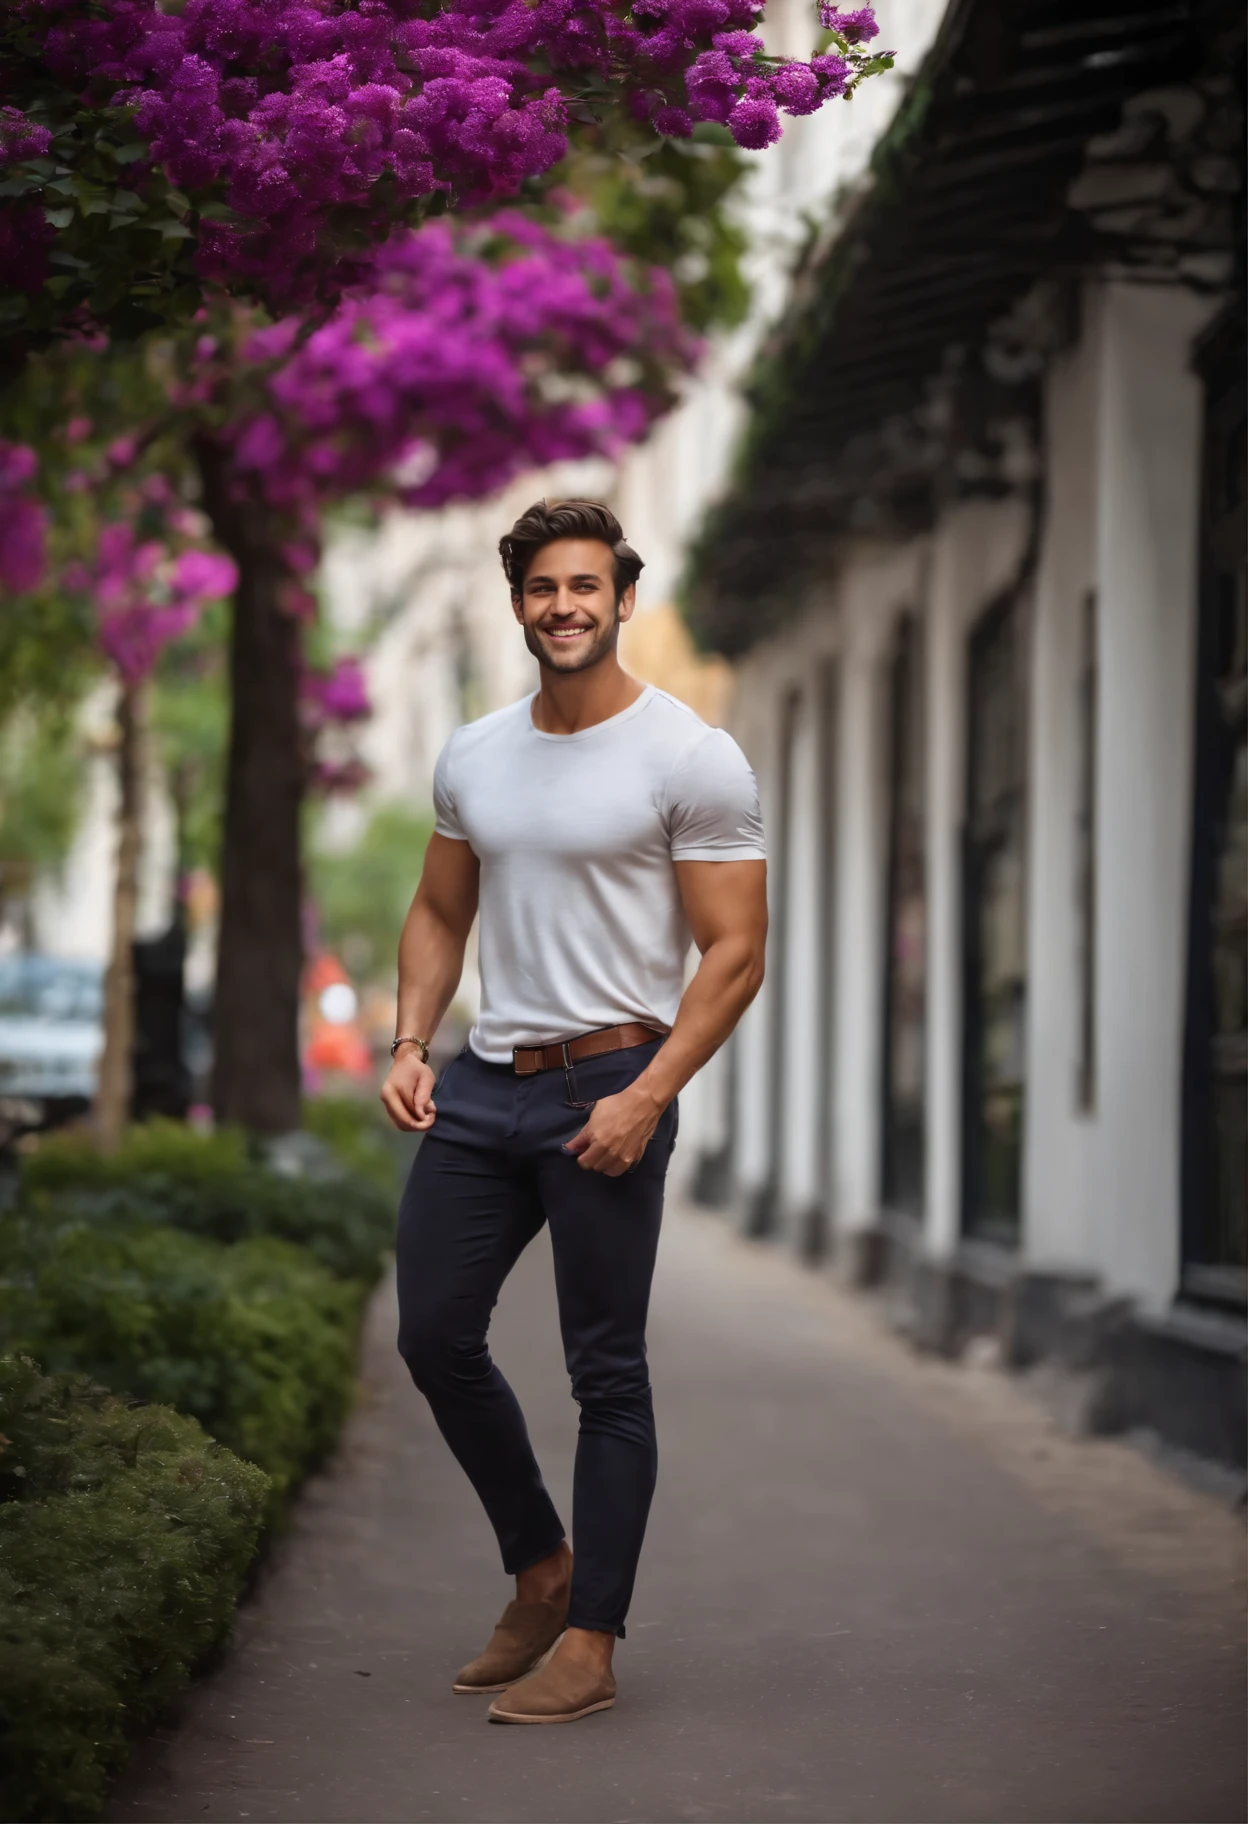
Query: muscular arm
563 857 767 1175
379 833 480 1134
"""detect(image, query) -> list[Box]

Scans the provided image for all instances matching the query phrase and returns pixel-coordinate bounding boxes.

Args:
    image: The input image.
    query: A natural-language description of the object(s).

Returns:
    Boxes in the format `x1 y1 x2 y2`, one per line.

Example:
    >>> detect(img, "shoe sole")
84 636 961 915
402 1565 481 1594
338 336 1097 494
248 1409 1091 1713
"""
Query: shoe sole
452 1633 565 1696
487 1697 615 1725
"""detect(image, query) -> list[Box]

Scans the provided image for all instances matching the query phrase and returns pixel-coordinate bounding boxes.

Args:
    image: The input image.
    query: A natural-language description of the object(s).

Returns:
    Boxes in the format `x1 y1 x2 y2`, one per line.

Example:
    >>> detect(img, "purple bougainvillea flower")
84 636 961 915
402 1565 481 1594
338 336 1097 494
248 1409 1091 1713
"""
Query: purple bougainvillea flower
817 5 879 41
728 93 781 148
0 440 47 594
4 0 884 312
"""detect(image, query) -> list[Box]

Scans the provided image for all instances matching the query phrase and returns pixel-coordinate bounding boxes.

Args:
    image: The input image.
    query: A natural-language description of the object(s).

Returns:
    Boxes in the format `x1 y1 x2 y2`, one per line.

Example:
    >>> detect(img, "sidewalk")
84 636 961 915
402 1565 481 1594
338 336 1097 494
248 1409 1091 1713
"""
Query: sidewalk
109 1200 1245 1823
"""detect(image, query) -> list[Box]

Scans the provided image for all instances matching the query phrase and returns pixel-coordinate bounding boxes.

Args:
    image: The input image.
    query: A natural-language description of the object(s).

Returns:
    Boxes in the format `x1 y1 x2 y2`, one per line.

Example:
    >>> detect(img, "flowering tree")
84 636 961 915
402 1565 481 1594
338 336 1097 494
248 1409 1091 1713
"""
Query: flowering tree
65 515 236 1149
1 0 890 1134
0 213 696 1129
0 0 889 344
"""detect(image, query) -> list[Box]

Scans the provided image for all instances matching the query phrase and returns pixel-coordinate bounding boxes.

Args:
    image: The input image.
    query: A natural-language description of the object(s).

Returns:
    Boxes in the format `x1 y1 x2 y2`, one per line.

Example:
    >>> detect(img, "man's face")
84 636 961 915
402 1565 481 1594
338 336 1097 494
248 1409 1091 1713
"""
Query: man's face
513 538 635 675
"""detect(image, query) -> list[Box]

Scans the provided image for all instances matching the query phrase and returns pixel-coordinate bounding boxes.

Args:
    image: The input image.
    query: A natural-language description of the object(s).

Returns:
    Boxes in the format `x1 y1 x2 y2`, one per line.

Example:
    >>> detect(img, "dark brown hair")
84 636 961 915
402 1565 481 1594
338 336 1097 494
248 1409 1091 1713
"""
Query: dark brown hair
499 498 644 601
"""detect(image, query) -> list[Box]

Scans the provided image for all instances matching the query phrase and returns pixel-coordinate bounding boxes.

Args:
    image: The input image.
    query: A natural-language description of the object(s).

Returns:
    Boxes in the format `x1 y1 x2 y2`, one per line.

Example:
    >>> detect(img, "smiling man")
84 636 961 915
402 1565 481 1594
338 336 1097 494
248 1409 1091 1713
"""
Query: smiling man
381 498 767 1725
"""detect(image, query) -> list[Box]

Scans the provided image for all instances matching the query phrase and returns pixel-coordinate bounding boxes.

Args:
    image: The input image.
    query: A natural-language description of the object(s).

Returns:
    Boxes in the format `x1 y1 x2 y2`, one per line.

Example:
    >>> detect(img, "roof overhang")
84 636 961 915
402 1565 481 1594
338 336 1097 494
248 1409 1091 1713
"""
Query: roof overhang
685 0 1244 656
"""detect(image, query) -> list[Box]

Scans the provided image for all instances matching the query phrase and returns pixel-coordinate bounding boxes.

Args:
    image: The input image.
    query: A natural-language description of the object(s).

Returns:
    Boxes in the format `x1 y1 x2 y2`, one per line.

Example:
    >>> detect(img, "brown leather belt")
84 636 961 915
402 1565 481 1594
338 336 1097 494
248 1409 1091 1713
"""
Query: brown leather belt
512 1021 668 1076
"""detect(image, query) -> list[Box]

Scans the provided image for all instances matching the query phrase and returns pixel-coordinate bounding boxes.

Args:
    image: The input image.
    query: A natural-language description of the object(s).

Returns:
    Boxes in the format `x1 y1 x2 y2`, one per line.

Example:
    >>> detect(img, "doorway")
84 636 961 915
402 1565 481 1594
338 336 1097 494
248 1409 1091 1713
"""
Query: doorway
962 591 1029 1246
1182 305 1247 1309
881 615 926 1216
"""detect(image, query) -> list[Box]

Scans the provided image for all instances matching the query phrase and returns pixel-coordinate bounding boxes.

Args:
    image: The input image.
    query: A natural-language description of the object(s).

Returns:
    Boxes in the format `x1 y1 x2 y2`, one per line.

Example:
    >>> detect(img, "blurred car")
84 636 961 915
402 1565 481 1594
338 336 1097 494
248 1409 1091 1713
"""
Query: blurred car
0 954 104 1135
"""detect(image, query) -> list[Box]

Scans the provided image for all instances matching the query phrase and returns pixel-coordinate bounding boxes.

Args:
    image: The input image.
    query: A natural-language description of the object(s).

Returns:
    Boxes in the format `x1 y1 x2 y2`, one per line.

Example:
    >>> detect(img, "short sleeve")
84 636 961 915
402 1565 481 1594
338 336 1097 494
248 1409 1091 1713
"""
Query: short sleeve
666 728 767 861
432 732 468 841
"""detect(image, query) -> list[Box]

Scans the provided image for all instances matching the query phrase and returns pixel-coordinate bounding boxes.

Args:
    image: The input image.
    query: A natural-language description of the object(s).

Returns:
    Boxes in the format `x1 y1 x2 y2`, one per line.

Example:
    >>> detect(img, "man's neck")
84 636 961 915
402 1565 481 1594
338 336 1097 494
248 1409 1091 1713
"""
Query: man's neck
530 657 646 735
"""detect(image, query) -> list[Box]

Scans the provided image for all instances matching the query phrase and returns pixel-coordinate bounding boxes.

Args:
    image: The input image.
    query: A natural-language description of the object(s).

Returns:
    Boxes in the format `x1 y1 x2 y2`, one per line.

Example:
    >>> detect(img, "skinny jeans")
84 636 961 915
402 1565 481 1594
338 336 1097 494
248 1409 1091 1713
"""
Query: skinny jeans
395 1038 676 1637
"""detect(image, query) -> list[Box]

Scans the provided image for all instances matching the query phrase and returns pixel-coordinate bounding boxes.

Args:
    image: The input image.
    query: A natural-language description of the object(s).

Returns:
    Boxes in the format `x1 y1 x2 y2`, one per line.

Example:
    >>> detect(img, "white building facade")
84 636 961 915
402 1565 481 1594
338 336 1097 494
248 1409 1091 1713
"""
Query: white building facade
677 0 1246 1469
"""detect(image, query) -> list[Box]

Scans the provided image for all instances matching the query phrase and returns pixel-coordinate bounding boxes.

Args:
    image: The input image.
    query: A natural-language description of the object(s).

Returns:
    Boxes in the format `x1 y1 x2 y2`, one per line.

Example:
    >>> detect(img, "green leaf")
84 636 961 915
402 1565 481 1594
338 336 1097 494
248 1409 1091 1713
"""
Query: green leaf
43 207 74 229
113 142 149 165
0 176 35 199
196 201 241 222
88 274 127 309
165 189 191 218
160 221 193 240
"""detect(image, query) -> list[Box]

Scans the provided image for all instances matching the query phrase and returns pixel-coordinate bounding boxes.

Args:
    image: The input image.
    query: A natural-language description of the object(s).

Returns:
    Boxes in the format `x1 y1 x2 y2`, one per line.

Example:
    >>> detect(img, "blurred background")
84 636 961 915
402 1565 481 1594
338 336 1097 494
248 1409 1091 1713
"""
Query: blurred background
1 0 1243 1474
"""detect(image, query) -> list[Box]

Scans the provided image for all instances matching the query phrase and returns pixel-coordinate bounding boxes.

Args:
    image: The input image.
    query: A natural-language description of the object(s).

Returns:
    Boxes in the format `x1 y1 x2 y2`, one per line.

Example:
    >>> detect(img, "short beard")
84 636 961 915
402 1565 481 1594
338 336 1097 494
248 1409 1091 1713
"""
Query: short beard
523 608 620 676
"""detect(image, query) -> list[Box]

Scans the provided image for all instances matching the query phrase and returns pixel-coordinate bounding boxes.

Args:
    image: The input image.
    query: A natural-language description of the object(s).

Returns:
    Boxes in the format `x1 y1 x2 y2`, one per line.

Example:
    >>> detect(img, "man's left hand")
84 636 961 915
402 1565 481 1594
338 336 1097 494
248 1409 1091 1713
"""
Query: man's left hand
562 1084 665 1176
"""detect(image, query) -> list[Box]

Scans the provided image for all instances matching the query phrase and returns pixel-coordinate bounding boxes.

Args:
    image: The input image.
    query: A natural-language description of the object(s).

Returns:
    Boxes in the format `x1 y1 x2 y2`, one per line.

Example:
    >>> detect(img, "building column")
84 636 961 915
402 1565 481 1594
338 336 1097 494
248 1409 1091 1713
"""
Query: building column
831 602 889 1249
1021 294 1102 1271
922 539 965 1262
731 667 779 1226
777 682 828 1252
1091 281 1215 1310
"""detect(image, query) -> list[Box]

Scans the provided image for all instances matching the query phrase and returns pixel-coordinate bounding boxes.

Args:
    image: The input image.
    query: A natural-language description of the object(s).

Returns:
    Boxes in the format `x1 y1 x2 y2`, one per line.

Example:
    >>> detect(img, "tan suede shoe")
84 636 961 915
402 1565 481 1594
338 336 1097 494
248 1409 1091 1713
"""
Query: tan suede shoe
487 1652 616 1724
452 1597 569 1694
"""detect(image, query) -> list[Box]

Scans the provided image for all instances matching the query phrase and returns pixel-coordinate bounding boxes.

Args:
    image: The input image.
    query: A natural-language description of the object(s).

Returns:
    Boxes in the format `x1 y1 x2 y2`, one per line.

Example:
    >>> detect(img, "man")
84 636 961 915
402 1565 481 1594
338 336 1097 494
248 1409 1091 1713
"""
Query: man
381 498 767 1725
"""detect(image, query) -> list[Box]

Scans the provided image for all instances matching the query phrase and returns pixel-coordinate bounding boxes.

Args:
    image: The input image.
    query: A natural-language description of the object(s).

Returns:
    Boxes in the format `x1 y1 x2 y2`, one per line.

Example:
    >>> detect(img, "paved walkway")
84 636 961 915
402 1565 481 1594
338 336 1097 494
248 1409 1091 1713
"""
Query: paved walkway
110 1202 1245 1823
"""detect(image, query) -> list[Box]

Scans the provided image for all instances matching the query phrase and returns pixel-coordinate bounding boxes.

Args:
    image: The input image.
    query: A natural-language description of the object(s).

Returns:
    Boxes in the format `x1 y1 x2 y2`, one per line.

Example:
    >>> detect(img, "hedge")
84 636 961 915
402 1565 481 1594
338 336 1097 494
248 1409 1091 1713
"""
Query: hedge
0 1107 399 1819
19 1116 395 1286
0 1213 365 1515
302 1094 406 1198
0 1355 268 1823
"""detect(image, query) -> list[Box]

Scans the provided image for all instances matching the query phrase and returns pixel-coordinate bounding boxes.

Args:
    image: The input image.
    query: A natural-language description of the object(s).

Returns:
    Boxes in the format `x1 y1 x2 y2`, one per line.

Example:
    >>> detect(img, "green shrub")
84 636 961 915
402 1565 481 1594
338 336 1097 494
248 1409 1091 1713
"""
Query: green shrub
302 1094 403 1197
0 1215 364 1514
0 1355 268 1823
20 1120 394 1286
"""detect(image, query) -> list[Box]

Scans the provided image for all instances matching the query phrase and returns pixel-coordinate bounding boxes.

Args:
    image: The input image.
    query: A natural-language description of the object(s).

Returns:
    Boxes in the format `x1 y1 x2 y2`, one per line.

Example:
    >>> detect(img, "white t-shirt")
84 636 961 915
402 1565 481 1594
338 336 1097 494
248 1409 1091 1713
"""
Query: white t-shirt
433 684 766 1063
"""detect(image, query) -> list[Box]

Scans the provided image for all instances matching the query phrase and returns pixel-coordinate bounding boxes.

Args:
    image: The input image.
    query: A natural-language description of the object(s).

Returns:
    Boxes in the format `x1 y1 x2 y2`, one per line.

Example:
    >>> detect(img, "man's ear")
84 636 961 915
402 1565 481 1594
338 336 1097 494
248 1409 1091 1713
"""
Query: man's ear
617 583 637 624
510 590 524 624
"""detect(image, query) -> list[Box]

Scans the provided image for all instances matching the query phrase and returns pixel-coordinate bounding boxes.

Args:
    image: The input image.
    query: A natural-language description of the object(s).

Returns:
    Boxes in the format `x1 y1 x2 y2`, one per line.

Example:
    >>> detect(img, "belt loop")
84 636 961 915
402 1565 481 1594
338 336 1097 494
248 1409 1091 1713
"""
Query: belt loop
562 1042 590 1110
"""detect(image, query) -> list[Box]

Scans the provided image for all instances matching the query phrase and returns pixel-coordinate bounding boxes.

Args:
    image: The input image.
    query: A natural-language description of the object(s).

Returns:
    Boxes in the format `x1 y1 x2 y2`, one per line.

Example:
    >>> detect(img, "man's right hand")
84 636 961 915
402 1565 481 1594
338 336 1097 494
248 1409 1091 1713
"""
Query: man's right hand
380 1051 438 1133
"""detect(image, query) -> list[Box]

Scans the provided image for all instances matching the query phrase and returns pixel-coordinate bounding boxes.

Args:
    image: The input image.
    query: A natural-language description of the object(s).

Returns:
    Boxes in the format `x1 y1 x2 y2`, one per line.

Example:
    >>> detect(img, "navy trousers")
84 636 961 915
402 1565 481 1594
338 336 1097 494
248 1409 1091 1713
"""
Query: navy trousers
395 1038 676 1637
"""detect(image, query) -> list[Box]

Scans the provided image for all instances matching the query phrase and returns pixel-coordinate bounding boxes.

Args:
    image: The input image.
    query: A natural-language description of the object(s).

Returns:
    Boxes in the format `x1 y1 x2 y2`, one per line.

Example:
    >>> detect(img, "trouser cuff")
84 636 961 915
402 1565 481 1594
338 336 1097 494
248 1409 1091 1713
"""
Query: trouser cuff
504 1533 568 1577
566 1612 626 1639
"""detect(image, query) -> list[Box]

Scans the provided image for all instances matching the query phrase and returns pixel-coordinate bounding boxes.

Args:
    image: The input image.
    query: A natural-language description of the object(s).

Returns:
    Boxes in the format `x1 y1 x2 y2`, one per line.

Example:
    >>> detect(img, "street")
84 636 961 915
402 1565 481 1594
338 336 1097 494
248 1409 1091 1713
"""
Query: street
109 1201 1245 1824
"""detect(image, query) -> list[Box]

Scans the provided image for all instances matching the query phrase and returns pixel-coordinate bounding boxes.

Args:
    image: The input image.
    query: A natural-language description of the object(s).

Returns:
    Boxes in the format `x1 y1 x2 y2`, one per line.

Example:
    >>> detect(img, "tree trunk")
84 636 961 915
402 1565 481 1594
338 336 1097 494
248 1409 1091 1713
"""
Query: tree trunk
95 681 143 1153
196 437 305 1135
